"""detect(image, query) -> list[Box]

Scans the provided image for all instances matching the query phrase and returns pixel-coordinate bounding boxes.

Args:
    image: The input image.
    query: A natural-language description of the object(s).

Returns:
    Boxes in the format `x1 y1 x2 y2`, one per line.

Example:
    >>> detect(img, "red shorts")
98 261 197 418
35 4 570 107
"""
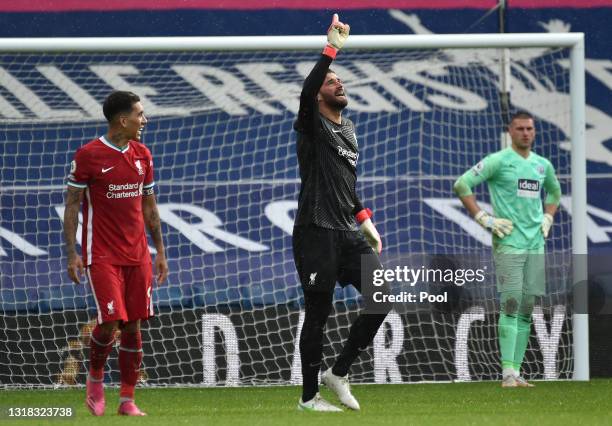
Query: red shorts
86 262 154 325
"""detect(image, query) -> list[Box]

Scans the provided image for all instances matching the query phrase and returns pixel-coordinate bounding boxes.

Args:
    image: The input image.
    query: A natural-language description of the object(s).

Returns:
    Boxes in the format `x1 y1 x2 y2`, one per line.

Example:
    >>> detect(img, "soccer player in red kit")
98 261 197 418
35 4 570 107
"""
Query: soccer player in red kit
63 91 168 416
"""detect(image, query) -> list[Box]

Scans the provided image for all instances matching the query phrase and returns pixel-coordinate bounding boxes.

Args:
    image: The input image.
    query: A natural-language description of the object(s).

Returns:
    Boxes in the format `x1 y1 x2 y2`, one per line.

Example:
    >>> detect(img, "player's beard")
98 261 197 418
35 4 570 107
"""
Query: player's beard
325 93 348 111
332 96 348 110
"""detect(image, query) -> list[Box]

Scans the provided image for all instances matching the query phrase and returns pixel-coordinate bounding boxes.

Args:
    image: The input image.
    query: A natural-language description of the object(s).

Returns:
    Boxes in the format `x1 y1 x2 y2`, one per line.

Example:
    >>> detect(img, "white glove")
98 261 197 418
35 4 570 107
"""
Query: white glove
474 210 513 239
541 213 554 238
327 13 350 50
360 218 382 254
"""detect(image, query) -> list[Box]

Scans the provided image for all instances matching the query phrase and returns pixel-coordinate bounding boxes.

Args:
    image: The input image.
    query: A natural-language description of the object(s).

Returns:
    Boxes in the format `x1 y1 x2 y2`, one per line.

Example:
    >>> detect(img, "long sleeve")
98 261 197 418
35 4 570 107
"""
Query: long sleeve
293 54 333 135
352 193 365 216
543 160 562 206
453 154 501 197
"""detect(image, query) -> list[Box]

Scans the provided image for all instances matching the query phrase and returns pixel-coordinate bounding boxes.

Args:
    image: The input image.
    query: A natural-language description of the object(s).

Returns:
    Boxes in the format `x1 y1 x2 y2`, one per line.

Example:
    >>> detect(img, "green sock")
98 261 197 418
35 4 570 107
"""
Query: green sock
513 314 532 374
498 313 517 370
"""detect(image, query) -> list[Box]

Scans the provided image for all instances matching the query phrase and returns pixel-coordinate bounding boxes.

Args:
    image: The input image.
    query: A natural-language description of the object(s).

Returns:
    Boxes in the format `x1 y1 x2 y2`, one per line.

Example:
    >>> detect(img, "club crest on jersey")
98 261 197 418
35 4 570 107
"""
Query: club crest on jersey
135 160 144 175
308 272 317 286
536 164 545 175
107 300 115 315
517 179 540 198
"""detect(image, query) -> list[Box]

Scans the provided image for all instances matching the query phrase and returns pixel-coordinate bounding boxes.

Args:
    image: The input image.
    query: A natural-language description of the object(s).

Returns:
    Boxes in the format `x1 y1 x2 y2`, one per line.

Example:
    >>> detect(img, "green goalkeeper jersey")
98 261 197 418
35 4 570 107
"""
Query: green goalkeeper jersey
457 147 561 249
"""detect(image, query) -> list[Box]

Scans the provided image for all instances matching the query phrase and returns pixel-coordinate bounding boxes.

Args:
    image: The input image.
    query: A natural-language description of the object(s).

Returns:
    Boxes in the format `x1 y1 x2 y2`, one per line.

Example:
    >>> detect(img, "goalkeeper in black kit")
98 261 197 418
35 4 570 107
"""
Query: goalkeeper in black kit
292 14 390 412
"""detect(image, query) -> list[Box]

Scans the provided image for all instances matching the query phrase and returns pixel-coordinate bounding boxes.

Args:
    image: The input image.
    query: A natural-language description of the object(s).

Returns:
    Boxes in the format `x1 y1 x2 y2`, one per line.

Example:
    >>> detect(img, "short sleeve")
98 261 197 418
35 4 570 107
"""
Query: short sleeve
67 147 90 189
143 148 155 194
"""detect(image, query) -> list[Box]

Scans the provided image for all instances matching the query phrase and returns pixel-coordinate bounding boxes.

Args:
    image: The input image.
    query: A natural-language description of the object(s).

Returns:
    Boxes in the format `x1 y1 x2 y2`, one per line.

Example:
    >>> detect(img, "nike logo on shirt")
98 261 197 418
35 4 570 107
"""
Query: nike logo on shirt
102 166 115 173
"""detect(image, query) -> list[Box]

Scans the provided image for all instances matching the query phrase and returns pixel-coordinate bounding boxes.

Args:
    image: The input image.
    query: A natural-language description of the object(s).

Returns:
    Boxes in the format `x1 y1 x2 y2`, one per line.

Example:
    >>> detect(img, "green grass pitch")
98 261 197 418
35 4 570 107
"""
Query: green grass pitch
1 380 612 425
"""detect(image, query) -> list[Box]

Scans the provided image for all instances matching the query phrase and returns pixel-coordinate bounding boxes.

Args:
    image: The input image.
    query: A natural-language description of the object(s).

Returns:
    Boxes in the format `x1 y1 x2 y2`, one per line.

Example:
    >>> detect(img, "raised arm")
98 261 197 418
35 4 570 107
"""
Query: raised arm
294 56 333 135
294 14 349 135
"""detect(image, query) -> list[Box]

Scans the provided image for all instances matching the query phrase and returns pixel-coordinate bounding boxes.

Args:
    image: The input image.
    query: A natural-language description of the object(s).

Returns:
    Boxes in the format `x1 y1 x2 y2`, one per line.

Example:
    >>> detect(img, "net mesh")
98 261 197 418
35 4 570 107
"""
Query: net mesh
0 45 573 387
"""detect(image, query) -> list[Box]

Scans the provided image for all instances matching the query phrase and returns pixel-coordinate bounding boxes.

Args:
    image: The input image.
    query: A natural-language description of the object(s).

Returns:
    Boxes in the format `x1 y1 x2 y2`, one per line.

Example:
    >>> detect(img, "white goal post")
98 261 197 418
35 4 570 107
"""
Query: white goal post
0 33 587 387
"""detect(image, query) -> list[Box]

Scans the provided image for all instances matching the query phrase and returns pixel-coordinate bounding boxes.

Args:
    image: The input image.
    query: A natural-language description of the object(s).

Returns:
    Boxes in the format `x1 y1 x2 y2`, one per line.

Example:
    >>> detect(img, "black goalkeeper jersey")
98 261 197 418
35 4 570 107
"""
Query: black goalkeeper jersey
293 54 364 231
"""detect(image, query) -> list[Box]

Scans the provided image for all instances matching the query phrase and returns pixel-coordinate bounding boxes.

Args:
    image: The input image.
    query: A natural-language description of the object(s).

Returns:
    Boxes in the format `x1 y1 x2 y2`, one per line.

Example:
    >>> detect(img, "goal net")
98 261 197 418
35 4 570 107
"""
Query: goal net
0 35 583 388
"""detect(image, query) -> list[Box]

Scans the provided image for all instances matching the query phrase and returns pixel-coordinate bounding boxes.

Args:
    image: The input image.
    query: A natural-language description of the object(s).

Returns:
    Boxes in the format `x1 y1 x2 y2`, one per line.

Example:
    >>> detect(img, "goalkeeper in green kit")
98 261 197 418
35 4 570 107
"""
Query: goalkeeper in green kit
454 111 561 387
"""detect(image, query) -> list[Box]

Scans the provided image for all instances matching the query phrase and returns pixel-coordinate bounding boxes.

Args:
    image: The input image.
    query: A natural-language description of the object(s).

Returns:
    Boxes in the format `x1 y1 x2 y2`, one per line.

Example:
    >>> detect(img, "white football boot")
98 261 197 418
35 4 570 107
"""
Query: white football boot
321 369 360 410
297 393 343 412
514 375 535 388
501 374 518 388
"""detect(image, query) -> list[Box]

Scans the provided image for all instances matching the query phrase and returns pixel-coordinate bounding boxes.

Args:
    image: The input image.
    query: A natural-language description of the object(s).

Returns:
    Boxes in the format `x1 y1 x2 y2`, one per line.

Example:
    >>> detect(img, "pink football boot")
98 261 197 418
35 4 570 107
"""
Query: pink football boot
85 376 105 416
118 400 147 416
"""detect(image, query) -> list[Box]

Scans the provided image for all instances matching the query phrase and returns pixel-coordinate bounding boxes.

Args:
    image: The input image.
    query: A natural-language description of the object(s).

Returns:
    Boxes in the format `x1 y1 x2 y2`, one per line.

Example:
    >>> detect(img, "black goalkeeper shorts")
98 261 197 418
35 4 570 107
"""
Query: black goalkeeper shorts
292 224 383 295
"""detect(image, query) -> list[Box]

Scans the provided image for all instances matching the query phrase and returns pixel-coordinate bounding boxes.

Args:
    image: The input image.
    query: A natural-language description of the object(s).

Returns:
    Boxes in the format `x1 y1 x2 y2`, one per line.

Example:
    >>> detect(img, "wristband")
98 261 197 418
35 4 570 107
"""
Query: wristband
322 44 338 59
355 208 373 224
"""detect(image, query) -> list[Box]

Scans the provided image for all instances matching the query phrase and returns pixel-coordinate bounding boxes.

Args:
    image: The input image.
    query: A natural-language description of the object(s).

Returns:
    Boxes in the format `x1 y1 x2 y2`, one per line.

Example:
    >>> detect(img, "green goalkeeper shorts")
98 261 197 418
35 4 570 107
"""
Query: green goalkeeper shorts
493 244 545 296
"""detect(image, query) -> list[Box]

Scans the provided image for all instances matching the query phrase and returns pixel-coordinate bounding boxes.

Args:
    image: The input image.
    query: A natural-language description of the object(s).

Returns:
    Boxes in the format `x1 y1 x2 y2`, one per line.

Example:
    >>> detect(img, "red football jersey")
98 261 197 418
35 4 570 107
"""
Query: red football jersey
67 136 155 266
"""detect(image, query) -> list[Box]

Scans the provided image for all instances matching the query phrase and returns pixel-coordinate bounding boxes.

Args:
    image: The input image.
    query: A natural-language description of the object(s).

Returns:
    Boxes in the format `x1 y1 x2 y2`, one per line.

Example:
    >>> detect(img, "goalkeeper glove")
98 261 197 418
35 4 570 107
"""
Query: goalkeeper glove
356 208 382 254
474 210 513 239
541 213 554 238
323 13 350 59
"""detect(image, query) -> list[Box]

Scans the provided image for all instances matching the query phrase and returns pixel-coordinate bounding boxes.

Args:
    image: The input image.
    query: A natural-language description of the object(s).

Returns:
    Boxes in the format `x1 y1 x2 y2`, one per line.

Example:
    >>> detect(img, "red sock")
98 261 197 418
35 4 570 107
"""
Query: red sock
119 330 142 400
89 326 115 381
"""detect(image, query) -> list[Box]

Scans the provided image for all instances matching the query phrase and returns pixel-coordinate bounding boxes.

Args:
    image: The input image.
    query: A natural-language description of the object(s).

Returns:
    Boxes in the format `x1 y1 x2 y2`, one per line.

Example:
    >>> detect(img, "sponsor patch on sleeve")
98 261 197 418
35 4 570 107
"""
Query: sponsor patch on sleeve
471 161 484 176
67 160 77 181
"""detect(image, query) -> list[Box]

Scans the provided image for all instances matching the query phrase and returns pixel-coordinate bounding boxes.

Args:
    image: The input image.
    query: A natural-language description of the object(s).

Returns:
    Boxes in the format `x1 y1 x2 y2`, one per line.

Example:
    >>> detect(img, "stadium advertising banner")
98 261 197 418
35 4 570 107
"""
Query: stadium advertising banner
0 306 572 386
1 3 612 386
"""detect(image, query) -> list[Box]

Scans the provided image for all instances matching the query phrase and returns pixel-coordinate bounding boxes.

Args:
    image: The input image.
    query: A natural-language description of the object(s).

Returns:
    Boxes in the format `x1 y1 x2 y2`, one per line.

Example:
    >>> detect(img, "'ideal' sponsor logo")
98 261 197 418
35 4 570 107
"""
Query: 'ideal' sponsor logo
517 179 540 198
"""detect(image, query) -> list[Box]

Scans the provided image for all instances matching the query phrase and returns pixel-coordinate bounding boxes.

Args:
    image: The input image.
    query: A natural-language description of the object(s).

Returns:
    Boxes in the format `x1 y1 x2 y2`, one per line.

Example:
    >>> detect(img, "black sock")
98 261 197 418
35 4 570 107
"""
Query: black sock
332 313 388 377
300 291 333 402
